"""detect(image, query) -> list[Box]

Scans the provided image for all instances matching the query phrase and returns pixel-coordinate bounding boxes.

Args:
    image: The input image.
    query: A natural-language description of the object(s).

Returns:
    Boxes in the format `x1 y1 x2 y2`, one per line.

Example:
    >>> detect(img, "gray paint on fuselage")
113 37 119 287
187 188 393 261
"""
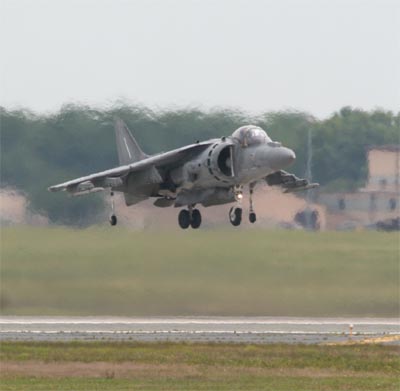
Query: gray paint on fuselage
49 122 299 210
172 138 294 194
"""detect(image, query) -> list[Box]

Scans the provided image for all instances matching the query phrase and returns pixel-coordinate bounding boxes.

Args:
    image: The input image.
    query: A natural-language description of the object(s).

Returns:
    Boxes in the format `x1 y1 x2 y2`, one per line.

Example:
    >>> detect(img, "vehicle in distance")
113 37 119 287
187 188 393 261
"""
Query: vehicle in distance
49 120 318 228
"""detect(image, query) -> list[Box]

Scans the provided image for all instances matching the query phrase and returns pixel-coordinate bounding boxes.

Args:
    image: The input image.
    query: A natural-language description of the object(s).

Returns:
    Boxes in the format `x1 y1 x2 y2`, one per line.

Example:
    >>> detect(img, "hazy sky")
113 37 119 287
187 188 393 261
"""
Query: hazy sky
1 0 399 118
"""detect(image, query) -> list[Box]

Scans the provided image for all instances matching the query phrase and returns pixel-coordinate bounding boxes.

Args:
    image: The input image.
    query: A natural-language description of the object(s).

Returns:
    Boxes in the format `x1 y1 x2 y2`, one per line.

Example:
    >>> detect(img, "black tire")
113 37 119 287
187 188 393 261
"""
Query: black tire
229 207 242 226
249 212 257 223
191 209 202 229
178 209 191 229
110 215 117 226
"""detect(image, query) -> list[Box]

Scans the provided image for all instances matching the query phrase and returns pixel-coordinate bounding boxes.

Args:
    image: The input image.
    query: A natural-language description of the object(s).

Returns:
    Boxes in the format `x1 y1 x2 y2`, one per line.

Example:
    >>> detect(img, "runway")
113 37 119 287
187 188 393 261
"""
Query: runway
1 317 399 344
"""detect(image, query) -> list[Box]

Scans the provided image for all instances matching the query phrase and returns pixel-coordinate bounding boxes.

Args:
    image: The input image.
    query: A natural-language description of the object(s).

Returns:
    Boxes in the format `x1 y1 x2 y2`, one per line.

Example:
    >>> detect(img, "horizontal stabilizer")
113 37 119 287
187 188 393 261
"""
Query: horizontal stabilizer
283 183 319 193
265 170 319 192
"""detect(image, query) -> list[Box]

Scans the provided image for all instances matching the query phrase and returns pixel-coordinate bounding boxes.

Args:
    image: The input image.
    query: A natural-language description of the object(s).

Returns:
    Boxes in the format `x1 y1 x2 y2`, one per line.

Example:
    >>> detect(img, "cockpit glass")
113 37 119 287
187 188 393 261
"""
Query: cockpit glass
232 126 271 146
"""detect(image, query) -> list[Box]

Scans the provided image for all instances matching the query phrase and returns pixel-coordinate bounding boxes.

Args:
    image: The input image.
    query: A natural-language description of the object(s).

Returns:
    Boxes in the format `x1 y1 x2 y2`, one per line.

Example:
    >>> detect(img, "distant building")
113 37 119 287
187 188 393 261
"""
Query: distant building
317 145 400 229
362 146 400 193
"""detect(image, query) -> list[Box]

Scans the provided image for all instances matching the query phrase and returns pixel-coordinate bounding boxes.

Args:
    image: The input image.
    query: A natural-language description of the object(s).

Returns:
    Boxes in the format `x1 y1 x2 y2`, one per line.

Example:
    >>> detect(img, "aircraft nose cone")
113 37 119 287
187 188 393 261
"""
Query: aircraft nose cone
286 148 296 163
271 147 296 169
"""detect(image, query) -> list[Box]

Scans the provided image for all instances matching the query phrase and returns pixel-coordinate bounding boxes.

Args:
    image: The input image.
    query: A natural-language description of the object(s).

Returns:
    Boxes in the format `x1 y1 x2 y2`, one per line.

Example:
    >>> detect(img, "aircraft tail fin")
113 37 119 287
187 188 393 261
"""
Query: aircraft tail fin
114 119 147 165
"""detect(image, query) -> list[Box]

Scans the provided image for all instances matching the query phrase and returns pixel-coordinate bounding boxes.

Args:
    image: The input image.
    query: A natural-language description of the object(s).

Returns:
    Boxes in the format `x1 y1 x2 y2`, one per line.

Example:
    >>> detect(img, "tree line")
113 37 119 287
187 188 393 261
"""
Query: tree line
1 104 399 225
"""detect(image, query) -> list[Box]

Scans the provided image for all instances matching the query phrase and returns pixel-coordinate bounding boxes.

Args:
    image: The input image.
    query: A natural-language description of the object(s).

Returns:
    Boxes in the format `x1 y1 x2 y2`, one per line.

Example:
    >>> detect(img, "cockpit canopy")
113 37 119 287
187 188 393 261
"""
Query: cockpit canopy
232 125 271 146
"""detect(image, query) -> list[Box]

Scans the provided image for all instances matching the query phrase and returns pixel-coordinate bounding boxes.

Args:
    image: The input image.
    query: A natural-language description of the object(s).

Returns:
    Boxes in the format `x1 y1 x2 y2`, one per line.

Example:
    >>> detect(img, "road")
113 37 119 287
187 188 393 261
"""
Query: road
1 317 399 344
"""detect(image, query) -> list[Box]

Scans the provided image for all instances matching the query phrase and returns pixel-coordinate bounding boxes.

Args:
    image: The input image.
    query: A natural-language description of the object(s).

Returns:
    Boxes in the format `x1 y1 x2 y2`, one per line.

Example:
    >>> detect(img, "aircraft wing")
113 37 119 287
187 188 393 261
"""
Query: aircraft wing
48 141 214 193
265 170 319 193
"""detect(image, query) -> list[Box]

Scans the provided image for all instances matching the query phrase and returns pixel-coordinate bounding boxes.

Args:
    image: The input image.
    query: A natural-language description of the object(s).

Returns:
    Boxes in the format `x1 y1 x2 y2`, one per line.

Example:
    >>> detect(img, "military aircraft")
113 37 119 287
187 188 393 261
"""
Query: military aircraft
48 120 318 228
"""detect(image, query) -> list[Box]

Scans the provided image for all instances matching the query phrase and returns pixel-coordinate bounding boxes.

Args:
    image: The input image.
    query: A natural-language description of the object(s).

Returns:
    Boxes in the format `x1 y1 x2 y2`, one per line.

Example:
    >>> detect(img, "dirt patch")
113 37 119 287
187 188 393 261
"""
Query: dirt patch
0 361 384 379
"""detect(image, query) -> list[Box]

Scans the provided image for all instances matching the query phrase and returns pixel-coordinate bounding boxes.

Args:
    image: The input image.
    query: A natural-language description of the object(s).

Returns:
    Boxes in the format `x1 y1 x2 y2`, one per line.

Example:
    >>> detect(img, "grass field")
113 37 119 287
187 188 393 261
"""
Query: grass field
0 227 398 316
0 341 399 390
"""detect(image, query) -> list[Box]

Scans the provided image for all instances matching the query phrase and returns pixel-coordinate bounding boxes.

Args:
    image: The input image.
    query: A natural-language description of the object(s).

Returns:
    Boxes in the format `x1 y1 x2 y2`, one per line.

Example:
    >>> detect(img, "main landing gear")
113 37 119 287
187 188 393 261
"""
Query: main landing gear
229 184 257 227
178 206 202 229
109 191 118 226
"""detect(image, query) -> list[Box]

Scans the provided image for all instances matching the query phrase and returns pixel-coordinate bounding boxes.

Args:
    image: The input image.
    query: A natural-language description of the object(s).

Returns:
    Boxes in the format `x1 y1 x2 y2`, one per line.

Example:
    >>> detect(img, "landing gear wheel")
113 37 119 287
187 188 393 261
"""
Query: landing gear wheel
190 209 202 229
109 191 117 226
178 209 191 229
249 212 257 223
229 207 242 227
110 214 117 226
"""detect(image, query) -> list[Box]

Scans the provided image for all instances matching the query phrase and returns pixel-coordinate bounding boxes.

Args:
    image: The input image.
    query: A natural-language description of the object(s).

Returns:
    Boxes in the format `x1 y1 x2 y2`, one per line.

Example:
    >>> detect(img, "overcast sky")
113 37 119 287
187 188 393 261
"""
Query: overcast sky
1 0 399 118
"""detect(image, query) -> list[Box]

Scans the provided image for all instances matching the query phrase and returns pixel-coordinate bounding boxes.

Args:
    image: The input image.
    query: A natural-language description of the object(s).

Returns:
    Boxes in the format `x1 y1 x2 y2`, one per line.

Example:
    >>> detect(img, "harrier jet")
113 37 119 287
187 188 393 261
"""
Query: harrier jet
49 120 318 228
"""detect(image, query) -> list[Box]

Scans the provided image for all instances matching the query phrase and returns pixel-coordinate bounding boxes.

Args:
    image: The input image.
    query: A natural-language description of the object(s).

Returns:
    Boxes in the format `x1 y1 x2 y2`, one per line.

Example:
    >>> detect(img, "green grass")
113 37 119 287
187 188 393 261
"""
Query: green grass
1 342 399 390
1 376 398 391
1 341 399 371
0 227 398 316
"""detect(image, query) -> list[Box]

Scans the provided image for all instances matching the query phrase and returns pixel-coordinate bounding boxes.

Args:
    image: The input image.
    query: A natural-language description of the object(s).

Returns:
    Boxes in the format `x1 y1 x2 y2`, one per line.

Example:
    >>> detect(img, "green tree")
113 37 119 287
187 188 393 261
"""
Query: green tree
1 105 398 225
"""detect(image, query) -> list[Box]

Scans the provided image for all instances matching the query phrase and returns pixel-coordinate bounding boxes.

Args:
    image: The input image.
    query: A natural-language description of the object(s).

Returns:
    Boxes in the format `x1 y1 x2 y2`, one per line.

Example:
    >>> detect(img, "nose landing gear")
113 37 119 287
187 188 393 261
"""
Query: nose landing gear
178 206 202 229
229 206 242 226
229 186 243 227
229 183 257 226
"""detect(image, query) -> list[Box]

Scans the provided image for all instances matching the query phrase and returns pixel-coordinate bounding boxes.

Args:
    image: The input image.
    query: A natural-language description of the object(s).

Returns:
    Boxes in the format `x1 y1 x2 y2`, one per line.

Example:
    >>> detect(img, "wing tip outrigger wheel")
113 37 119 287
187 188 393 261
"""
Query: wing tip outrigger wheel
249 183 256 224
110 214 117 226
109 191 118 226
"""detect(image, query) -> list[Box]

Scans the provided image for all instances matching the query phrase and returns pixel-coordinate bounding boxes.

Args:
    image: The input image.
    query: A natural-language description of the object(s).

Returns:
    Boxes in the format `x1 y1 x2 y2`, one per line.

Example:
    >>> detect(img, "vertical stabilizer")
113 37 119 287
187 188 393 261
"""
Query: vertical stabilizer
114 119 147 165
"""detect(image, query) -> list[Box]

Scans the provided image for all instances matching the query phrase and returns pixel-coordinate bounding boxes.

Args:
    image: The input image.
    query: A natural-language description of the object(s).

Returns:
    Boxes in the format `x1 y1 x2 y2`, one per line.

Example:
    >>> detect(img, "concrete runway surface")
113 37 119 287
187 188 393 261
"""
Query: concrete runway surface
1 317 399 344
